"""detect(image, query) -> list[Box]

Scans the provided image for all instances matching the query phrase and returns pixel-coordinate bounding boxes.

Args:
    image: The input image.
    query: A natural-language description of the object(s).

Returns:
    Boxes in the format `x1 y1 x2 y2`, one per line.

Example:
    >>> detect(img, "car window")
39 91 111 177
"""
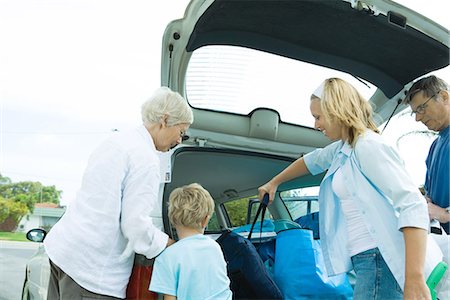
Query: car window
206 211 221 232
222 196 273 228
377 67 449 189
246 198 273 225
280 186 319 221
186 45 376 128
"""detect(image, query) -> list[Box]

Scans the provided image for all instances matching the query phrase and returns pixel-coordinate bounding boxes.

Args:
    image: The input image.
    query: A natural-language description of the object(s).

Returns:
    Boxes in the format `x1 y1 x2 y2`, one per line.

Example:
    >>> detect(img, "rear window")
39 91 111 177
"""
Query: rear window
280 186 319 221
186 45 376 128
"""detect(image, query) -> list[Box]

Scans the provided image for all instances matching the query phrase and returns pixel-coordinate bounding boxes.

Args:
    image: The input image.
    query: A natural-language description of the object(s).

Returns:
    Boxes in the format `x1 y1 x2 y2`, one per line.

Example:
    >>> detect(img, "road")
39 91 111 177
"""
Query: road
0 241 39 300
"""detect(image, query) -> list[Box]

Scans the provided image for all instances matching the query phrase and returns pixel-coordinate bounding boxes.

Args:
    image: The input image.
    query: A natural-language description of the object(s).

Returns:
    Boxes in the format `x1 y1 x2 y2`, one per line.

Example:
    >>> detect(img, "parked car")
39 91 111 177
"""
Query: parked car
22 0 449 299
22 229 49 300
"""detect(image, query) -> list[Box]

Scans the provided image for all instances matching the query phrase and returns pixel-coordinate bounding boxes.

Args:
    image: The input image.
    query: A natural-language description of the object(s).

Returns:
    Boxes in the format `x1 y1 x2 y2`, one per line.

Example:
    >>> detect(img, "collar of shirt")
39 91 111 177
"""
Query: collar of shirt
324 141 351 178
138 124 157 152
439 125 449 137
339 142 352 158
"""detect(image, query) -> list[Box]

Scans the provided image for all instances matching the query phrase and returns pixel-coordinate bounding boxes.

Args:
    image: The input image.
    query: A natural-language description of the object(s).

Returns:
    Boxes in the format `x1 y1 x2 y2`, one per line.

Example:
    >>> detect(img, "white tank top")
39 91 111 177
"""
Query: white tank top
332 167 377 257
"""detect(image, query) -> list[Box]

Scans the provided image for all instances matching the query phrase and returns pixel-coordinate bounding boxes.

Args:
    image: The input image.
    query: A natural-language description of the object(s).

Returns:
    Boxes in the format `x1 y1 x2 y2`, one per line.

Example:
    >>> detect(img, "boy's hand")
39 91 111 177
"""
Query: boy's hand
166 238 176 247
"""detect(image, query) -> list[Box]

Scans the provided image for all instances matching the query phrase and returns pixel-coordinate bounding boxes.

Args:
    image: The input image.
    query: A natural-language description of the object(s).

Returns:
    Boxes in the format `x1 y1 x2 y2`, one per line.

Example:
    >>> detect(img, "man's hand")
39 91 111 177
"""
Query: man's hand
427 202 449 223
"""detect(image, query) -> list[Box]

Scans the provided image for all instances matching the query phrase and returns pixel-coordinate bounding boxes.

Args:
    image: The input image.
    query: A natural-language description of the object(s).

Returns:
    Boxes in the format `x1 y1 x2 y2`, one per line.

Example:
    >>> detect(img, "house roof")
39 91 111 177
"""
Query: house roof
35 202 59 208
33 203 65 217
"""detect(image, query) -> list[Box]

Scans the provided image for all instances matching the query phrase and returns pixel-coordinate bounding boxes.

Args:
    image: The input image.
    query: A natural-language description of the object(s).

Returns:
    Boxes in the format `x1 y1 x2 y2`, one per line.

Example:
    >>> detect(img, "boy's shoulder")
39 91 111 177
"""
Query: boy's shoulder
177 234 217 248
157 235 217 259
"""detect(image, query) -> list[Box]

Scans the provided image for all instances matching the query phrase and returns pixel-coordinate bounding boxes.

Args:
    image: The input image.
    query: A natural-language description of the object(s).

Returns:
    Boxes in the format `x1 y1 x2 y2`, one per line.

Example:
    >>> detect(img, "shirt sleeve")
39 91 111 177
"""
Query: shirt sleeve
120 146 168 259
149 255 177 296
303 140 342 175
354 137 429 231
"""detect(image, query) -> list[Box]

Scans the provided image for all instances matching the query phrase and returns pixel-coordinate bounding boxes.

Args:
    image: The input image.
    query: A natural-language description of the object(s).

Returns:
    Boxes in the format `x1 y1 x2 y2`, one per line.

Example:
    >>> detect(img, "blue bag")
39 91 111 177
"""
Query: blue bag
295 211 320 239
216 230 283 299
216 194 282 299
232 219 275 234
273 228 353 300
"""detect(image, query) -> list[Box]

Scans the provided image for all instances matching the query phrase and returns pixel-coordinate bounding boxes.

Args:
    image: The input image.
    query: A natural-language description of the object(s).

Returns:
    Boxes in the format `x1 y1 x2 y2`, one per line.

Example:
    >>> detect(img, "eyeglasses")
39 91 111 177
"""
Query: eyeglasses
410 93 436 117
176 125 189 141
180 130 189 141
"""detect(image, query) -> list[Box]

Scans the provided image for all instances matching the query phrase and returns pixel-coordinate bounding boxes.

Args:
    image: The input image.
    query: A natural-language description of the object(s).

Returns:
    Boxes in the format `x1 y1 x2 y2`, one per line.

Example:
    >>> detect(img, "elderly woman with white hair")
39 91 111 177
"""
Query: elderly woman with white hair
44 87 193 299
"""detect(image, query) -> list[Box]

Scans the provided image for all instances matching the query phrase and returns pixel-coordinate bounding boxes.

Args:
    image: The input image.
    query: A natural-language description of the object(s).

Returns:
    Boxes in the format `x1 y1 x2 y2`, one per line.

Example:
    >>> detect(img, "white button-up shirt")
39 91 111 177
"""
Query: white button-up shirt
44 125 168 298
303 130 442 289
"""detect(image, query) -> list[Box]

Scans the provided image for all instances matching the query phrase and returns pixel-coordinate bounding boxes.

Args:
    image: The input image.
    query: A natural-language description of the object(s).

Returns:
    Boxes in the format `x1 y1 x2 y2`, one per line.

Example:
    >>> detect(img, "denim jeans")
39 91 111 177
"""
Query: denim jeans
351 248 403 300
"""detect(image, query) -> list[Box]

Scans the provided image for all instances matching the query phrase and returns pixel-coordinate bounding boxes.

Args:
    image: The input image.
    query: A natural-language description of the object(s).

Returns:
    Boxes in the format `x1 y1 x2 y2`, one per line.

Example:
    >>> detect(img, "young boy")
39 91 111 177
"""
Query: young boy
149 183 232 300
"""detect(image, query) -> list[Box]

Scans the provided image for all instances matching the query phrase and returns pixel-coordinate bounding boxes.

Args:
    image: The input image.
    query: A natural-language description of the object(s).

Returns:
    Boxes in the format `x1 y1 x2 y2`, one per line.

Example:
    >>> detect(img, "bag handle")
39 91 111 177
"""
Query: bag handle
427 261 448 300
248 194 269 240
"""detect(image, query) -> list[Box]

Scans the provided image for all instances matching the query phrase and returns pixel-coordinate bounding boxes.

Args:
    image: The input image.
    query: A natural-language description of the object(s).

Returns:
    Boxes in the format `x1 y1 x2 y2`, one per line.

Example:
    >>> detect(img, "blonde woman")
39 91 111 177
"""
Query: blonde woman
258 78 439 299
149 183 232 300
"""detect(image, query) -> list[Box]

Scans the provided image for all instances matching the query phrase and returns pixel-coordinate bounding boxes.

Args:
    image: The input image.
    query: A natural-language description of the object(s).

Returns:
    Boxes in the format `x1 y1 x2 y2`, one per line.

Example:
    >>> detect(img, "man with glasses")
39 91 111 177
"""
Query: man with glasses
404 75 449 234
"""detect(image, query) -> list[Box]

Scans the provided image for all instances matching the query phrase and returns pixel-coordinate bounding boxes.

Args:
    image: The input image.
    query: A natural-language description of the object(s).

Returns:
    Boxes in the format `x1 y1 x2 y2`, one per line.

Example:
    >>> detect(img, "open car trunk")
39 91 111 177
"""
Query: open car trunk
161 147 324 236
160 0 449 159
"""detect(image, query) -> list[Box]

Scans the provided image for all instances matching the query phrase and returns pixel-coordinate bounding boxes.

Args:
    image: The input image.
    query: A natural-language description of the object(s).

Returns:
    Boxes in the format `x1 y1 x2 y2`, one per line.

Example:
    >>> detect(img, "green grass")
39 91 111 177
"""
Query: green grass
0 231 29 242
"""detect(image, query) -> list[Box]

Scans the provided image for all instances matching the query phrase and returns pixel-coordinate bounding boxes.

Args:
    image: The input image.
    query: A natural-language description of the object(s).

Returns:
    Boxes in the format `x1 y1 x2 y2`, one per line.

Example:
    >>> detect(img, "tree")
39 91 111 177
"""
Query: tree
0 174 61 211
0 175 11 185
224 196 255 226
0 197 28 228
0 174 62 231
394 110 437 148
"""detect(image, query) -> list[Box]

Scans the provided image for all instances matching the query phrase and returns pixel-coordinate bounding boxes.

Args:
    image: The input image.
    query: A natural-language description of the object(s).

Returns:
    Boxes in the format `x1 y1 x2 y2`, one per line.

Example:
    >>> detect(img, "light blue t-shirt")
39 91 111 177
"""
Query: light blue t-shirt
149 234 232 300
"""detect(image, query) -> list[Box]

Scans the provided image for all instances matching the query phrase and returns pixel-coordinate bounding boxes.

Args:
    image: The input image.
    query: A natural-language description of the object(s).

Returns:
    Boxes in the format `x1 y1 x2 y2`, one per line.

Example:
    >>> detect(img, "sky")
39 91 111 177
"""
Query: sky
0 0 449 206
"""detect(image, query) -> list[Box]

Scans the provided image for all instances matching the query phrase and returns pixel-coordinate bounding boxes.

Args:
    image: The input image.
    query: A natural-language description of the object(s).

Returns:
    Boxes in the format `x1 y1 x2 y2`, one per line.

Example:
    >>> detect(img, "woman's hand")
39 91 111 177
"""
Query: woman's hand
404 275 431 300
258 181 278 205
402 227 430 300
257 157 310 205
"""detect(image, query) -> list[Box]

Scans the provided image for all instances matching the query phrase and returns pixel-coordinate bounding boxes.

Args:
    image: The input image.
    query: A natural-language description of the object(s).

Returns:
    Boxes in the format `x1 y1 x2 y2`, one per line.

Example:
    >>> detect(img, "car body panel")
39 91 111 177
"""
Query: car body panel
161 0 449 156
163 0 449 95
22 243 49 300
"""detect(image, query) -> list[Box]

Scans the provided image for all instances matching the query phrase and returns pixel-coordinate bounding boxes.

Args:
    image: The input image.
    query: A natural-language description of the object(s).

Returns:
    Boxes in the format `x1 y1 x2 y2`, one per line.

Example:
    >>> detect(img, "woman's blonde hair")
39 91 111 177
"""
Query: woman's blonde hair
168 183 214 231
141 86 194 126
312 78 379 147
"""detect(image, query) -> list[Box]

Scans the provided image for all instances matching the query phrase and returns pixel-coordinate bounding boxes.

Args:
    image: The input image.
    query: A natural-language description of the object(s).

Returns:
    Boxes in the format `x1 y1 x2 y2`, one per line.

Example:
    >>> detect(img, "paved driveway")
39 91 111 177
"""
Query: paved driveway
0 241 39 300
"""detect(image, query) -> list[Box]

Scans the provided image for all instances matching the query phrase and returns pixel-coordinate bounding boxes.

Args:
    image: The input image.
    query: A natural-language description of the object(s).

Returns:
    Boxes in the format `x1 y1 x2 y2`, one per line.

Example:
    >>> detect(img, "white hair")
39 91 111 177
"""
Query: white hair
141 87 193 126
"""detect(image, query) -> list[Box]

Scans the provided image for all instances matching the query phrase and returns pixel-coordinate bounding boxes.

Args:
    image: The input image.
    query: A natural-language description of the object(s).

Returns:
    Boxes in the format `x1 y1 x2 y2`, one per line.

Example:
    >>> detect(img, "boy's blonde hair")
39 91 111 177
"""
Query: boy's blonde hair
312 77 379 147
168 183 214 231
